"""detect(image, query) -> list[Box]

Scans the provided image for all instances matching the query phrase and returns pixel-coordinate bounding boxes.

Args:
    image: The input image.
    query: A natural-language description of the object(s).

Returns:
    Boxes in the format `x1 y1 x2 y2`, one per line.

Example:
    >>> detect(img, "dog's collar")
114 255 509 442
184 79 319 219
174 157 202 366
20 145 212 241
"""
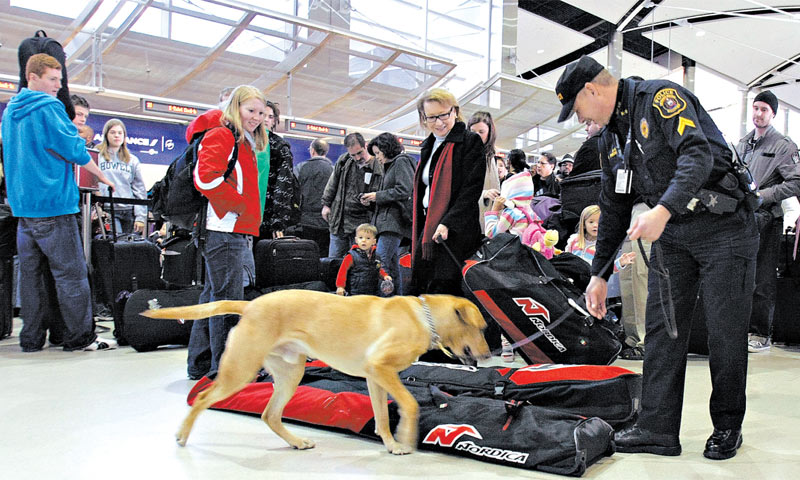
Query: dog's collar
419 296 452 357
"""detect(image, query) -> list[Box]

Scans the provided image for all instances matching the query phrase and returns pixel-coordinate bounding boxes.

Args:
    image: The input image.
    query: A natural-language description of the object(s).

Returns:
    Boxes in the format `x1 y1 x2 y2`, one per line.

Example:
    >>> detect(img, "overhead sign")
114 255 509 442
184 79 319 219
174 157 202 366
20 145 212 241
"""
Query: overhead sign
87 113 187 166
287 120 347 137
142 99 209 118
0 80 18 92
397 136 424 148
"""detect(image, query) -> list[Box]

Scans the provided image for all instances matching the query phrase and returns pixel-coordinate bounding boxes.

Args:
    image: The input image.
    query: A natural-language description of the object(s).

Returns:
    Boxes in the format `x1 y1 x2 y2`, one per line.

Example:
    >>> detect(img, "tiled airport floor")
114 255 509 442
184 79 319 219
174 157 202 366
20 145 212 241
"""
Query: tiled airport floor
2 319 798 480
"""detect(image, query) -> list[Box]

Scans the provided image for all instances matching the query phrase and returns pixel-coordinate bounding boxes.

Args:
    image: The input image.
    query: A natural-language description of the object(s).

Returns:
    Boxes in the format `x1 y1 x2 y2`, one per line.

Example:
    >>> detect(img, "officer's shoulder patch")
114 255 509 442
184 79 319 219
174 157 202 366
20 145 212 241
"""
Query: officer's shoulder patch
640 118 649 139
792 151 799 164
652 88 687 119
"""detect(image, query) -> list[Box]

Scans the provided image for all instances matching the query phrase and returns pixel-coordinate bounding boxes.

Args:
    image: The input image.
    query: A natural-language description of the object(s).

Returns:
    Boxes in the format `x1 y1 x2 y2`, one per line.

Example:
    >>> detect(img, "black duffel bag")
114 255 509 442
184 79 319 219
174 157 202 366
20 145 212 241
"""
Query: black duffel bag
122 287 199 352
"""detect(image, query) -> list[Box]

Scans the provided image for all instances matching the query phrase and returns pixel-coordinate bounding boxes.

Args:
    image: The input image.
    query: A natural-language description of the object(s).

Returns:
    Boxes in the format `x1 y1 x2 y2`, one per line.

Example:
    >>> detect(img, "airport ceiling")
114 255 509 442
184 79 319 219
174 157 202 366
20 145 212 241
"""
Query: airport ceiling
1 0 799 156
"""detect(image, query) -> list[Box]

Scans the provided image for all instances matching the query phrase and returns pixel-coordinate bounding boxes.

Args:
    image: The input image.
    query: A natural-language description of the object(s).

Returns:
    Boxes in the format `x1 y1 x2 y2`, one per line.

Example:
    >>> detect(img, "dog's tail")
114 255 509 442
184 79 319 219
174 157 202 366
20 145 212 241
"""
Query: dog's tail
141 300 249 320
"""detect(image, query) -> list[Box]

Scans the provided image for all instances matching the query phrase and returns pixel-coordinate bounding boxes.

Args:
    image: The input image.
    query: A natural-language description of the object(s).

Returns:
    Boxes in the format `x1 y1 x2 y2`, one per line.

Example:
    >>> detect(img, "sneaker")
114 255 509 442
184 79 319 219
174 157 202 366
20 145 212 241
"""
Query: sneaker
747 335 771 353
501 336 515 363
84 336 118 351
620 346 644 360
94 304 113 322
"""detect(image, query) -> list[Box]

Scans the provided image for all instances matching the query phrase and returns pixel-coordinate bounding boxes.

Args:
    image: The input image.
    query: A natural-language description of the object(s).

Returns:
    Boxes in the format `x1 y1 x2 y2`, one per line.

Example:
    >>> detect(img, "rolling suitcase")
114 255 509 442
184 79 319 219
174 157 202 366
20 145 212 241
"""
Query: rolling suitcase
461 233 622 365
91 193 162 344
161 231 201 288
122 287 199 352
254 237 319 288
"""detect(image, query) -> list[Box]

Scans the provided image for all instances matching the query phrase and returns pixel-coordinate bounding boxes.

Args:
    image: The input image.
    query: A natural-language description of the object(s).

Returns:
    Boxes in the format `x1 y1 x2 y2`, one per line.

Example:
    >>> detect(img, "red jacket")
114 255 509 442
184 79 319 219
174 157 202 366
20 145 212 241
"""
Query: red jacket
188 110 261 236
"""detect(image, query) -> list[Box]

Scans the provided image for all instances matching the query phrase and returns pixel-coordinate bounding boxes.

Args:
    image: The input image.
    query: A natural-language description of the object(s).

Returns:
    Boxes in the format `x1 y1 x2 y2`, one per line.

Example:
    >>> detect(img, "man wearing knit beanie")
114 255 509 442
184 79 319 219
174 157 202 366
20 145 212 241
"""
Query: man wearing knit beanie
754 90 779 117
736 89 800 353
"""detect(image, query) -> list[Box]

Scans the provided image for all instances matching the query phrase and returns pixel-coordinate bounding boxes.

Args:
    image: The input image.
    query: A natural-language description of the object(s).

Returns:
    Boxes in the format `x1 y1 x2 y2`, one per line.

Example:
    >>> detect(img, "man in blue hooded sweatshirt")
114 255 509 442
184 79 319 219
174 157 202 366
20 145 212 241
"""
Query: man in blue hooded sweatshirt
2 53 117 352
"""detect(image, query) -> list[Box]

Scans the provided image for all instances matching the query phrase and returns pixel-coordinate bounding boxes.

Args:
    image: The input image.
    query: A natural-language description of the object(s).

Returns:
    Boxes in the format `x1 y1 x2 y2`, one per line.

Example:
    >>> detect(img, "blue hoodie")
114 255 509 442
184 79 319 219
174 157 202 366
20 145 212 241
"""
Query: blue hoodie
1 88 90 217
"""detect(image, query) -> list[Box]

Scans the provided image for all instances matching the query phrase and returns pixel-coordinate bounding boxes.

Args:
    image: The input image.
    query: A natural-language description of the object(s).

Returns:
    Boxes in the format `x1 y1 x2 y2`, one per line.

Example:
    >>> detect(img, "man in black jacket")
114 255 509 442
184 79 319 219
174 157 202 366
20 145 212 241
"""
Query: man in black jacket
571 120 602 176
294 138 334 256
321 133 383 257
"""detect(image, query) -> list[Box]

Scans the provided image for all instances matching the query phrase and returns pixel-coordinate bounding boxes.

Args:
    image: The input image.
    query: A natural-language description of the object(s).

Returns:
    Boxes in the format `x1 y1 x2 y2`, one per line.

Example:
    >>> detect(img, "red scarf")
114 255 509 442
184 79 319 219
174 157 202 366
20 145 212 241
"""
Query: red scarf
412 142 455 264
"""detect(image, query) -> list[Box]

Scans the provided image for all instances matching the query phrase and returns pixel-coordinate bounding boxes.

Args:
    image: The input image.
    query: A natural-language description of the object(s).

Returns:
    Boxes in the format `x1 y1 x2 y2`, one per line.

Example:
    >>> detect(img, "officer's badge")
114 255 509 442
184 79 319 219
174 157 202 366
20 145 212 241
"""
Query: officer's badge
652 88 687 118
640 118 649 139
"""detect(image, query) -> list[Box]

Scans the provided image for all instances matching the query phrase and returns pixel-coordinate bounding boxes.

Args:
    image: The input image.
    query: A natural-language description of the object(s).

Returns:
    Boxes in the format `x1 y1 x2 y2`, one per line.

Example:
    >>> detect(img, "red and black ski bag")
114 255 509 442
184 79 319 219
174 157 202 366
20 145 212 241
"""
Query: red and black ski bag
188 361 642 476
462 233 622 365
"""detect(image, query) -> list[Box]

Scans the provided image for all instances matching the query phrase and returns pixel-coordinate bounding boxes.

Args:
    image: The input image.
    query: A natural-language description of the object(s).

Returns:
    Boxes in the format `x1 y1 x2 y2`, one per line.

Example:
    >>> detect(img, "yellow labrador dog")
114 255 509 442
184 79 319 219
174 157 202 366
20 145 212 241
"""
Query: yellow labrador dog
142 290 489 455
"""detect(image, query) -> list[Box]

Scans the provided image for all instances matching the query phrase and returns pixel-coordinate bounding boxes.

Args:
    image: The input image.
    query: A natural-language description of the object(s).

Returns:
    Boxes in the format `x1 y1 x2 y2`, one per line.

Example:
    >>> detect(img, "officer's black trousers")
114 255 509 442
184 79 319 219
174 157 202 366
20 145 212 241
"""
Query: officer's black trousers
637 207 757 437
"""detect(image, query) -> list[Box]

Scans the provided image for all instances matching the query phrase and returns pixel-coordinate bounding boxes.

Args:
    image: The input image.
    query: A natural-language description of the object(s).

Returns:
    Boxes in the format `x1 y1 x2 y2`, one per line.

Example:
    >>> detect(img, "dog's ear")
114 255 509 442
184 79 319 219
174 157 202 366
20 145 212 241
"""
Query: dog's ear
454 301 486 330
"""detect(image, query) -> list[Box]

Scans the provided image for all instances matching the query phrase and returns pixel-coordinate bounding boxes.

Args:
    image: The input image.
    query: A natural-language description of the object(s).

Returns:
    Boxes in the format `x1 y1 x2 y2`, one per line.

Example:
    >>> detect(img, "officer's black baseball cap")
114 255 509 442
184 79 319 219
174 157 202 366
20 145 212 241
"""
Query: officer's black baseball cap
555 55 605 122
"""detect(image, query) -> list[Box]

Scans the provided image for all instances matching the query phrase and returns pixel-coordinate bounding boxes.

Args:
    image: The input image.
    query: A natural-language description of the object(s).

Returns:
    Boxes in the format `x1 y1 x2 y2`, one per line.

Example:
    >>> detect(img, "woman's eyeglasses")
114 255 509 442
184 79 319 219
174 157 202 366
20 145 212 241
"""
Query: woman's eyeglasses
424 107 454 124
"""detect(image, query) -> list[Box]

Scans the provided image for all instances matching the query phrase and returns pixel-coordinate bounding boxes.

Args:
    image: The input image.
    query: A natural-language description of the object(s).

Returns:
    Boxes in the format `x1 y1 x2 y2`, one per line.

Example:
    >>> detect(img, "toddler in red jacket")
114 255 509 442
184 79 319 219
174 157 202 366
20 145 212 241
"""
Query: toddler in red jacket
336 224 393 296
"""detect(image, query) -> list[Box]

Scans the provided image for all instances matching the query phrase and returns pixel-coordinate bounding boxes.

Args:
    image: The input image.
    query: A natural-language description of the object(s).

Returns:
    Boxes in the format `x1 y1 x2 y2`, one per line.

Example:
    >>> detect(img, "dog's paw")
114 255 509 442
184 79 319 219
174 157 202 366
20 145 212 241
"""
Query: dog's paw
291 438 316 450
388 443 414 455
175 434 187 447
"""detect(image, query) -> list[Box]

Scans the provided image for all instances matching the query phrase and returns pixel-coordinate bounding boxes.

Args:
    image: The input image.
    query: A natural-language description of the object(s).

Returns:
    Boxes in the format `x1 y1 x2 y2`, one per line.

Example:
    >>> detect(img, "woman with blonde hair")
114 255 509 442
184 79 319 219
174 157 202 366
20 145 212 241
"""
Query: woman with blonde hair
97 118 147 234
186 85 268 380
410 88 484 298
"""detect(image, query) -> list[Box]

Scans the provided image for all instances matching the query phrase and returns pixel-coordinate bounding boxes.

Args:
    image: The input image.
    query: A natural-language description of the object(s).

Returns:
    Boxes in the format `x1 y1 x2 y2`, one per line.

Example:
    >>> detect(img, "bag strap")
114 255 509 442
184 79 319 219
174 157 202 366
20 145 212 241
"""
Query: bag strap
34 30 47 38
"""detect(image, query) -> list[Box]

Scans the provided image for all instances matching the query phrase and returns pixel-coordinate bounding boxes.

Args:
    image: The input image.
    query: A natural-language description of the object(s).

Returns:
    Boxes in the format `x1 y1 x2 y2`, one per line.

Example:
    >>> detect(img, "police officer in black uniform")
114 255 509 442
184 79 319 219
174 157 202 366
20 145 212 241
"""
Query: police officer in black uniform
554 56 757 460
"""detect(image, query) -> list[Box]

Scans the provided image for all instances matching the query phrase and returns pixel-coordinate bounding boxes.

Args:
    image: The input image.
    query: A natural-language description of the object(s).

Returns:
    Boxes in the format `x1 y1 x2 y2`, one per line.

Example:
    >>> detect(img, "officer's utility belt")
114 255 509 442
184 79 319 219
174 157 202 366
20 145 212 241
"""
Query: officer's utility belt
687 189 740 214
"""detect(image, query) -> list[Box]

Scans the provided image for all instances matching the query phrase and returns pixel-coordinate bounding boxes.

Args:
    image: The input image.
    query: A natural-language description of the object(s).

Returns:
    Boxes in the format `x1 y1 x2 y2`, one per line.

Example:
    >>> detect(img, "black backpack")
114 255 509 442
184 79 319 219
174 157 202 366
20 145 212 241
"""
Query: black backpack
149 126 239 230
18 30 75 120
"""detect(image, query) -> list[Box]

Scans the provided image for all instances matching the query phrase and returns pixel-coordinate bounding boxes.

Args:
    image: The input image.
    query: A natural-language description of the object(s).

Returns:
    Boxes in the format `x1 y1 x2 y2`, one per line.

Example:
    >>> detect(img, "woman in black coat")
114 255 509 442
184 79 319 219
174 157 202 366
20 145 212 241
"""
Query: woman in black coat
410 88 485 296
260 100 297 239
361 132 415 295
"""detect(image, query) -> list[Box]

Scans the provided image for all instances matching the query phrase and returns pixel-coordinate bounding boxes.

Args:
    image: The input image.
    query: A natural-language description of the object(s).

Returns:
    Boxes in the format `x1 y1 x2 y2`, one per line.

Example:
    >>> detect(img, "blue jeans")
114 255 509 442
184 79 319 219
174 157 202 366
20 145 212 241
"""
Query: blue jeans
637 208 757 436
111 209 134 235
328 231 354 258
17 215 95 351
187 231 248 378
377 232 403 296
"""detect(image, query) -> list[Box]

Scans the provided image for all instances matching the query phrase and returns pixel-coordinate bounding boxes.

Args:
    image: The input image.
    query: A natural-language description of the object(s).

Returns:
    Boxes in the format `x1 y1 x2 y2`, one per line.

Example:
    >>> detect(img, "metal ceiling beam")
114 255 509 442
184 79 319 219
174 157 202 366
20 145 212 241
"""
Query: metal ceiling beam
522 122 584 153
68 0 155 81
59 0 103 46
749 53 800 88
624 6 800 33
306 51 402 118
258 31 332 95
158 11 257 98
64 0 128 67
203 0 454 65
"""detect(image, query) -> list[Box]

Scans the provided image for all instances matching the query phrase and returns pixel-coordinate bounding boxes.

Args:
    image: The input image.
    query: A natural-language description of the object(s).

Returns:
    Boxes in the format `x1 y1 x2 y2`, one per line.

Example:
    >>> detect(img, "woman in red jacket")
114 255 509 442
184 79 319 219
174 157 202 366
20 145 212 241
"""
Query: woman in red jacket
186 85 268 380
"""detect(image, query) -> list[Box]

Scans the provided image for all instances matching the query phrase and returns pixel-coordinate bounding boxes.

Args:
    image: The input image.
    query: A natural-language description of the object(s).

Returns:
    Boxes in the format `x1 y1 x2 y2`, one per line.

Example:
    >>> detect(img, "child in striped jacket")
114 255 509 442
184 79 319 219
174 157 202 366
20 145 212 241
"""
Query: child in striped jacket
484 170 544 246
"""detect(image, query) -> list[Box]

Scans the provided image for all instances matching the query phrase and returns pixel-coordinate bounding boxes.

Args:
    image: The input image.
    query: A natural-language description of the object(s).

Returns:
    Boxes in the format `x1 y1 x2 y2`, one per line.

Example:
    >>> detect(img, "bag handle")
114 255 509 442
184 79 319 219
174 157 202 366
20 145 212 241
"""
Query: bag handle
34 30 48 38
108 189 117 241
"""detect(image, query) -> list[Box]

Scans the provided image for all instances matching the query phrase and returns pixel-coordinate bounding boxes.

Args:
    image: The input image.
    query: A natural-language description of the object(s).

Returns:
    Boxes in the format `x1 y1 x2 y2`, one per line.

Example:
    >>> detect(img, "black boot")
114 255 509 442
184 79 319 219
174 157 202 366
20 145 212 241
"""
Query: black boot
703 428 742 460
614 424 681 456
